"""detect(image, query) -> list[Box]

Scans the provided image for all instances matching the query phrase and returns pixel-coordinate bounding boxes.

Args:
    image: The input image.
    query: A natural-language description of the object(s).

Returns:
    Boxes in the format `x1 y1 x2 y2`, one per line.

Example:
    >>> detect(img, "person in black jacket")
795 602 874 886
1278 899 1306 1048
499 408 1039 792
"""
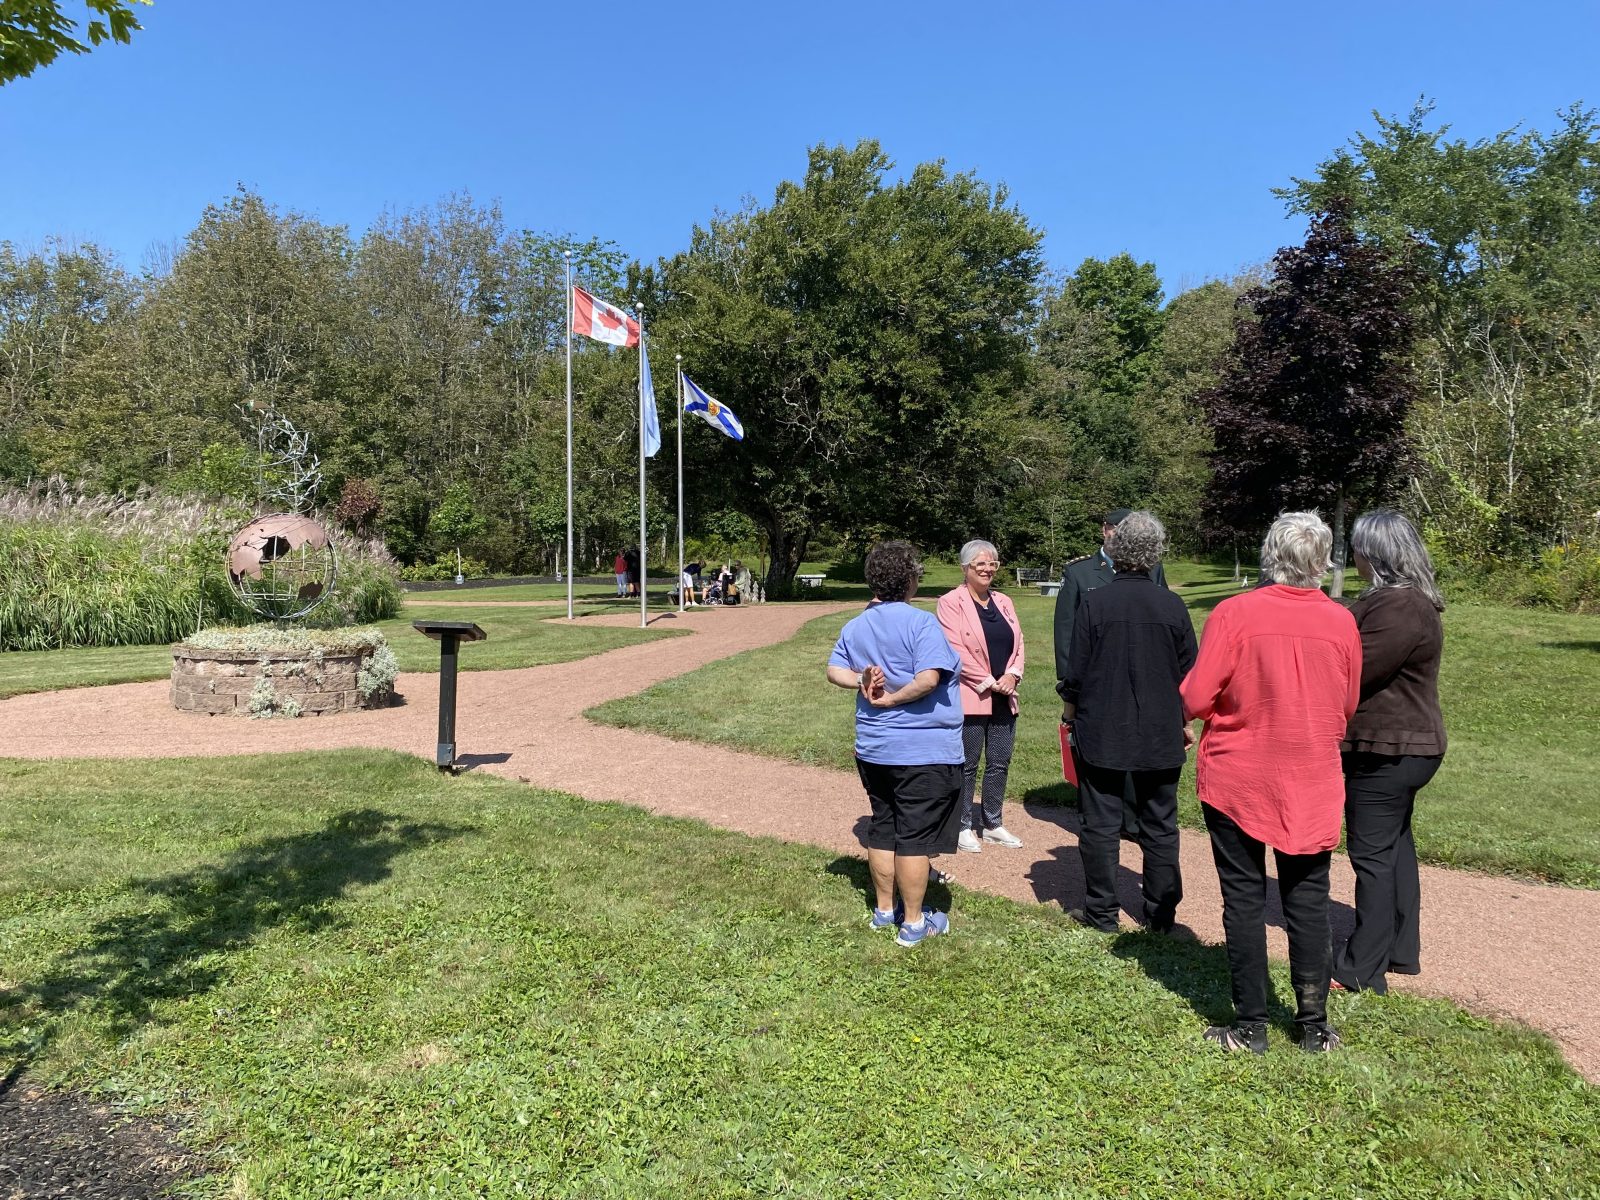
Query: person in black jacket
1333 510 1447 995
1053 508 1169 697
1061 511 1197 933
1054 507 1169 838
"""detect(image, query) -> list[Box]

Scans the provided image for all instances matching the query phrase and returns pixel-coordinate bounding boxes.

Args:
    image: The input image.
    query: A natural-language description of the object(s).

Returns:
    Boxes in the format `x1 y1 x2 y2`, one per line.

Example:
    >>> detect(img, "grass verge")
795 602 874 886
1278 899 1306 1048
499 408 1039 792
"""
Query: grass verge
0 605 678 700
589 563 1600 887
1 750 1594 1197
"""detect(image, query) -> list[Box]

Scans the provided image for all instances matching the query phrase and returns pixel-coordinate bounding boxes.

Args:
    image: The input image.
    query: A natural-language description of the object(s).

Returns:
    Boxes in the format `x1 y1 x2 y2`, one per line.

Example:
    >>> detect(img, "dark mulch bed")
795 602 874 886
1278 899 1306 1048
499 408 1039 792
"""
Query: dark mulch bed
0 1071 201 1199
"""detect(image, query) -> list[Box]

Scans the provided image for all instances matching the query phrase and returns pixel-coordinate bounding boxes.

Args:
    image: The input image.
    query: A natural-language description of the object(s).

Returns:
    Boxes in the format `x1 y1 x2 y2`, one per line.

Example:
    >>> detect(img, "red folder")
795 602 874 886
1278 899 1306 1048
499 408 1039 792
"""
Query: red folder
1059 723 1079 787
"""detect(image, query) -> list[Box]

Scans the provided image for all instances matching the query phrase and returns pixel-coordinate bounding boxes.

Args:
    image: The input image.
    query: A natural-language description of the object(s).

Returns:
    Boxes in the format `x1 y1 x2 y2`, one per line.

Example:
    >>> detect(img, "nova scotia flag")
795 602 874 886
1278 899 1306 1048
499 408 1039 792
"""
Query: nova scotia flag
682 373 745 441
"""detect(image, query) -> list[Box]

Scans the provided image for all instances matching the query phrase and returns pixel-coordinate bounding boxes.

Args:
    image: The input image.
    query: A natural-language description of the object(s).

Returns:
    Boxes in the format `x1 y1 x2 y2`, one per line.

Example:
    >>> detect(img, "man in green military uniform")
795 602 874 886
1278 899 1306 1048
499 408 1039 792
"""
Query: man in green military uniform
1054 508 1169 837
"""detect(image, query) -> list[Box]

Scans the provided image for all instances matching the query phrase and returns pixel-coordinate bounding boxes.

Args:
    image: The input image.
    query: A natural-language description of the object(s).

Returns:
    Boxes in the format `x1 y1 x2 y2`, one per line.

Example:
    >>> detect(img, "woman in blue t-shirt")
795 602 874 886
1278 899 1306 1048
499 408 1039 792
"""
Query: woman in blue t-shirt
826 541 964 948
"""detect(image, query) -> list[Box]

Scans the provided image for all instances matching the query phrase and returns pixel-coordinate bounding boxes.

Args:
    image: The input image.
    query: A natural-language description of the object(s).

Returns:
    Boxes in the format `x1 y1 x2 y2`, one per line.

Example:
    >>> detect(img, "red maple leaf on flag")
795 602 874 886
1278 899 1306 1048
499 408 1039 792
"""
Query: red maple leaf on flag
573 286 639 346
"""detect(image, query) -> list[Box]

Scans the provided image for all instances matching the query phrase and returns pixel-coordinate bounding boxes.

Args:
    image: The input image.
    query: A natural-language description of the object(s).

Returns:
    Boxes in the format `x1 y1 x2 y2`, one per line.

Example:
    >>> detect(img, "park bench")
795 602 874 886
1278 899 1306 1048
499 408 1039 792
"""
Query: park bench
1015 566 1060 597
796 573 827 589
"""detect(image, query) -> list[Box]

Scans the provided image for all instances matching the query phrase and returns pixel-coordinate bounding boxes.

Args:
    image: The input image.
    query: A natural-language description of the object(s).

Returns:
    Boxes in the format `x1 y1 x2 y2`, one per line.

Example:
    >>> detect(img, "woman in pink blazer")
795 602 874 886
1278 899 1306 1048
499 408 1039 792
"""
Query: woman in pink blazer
936 540 1026 853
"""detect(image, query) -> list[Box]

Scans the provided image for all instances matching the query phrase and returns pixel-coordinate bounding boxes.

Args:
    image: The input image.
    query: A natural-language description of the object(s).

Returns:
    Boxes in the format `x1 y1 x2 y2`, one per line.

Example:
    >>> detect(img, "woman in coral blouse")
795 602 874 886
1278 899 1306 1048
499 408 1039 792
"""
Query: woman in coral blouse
1180 512 1361 1055
936 539 1026 854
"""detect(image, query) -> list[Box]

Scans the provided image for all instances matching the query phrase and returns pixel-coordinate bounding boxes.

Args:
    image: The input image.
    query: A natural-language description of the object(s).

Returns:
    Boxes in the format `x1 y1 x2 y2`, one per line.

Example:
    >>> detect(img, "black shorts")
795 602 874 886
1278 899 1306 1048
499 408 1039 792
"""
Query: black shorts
855 760 963 855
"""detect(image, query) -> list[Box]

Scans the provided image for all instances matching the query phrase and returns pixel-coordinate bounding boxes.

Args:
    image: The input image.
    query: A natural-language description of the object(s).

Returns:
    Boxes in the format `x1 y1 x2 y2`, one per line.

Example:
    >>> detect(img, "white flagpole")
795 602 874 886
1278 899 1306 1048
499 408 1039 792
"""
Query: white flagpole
564 250 574 621
637 305 648 630
676 355 684 614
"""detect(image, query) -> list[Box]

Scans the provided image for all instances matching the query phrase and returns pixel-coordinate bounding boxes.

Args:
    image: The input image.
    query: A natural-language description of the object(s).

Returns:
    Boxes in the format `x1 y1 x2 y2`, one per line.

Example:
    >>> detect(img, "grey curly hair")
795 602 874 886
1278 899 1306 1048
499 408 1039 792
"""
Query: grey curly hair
1108 511 1165 573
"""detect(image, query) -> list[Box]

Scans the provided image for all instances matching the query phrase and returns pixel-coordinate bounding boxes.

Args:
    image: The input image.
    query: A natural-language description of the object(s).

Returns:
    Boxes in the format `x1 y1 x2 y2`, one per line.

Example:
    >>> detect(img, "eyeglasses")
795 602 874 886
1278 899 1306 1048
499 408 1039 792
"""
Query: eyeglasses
967 561 1000 571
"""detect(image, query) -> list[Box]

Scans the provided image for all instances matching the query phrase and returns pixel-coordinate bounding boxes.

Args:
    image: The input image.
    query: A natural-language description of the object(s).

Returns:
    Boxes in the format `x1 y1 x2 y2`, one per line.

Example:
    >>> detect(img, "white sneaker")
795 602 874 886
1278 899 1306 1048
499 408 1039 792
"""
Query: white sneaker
957 829 983 854
982 826 1023 849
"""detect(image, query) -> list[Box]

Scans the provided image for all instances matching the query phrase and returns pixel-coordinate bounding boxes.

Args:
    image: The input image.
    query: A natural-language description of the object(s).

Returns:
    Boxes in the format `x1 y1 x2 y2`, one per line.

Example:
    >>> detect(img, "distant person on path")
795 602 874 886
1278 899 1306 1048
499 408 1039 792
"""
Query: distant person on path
827 540 963 948
623 548 640 598
614 551 628 597
936 539 1026 855
1061 512 1196 933
1333 510 1447 996
1055 507 1169 839
1181 511 1361 1054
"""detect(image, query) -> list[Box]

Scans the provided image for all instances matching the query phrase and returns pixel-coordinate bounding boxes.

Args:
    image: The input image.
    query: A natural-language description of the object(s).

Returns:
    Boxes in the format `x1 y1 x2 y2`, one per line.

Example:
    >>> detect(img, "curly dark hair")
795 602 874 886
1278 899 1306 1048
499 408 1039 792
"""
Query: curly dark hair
865 540 923 602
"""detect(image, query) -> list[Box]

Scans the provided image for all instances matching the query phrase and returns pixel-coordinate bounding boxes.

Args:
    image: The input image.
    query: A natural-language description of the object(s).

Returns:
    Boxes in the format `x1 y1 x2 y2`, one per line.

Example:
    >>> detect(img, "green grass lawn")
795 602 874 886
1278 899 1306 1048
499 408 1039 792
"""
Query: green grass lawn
590 563 1600 887
0 642 177 700
0 605 678 700
2 751 1594 1197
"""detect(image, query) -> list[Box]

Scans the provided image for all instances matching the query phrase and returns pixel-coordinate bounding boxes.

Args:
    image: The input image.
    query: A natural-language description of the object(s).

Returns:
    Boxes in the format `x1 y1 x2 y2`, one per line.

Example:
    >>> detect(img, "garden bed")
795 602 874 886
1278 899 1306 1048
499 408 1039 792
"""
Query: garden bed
0 1077 199 1199
170 625 398 717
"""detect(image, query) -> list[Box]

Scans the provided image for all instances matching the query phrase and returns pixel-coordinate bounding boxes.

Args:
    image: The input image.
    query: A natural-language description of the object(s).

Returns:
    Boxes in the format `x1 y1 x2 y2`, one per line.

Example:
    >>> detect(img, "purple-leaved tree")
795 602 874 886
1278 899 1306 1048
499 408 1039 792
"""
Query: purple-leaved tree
1201 203 1419 595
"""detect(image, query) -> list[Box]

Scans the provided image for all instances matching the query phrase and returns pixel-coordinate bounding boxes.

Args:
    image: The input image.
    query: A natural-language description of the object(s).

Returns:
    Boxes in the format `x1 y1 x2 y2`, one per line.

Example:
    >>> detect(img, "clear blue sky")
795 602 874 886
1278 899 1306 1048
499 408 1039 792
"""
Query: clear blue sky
3 0 1594 295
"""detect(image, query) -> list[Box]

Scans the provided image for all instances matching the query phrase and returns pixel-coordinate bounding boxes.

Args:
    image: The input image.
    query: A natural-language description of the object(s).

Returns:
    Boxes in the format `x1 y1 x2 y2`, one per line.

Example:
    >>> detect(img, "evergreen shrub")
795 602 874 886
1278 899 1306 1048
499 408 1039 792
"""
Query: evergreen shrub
399 554 490 582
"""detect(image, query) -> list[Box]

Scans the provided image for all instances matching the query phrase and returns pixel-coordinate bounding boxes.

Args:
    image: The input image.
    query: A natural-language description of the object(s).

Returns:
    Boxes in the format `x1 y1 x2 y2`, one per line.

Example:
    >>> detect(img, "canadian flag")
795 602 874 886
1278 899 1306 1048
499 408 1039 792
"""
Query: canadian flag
573 286 640 347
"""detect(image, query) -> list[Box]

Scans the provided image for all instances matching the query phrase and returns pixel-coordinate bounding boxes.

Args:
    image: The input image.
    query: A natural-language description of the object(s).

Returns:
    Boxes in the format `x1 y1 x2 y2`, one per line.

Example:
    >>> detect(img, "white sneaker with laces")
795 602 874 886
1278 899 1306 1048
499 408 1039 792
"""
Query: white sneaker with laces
982 826 1023 849
957 829 983 854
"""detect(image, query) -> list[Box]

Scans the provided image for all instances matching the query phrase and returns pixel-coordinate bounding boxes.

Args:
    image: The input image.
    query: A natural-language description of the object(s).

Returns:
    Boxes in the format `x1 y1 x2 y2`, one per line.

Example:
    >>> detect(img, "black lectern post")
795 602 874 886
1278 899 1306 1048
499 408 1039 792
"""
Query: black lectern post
412 620 487 771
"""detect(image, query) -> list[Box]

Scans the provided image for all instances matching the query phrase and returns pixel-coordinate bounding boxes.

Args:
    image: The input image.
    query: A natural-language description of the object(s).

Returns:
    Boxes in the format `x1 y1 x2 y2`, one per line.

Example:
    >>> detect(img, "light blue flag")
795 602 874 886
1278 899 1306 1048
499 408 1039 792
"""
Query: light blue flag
640 334 661 457
682 373 745 441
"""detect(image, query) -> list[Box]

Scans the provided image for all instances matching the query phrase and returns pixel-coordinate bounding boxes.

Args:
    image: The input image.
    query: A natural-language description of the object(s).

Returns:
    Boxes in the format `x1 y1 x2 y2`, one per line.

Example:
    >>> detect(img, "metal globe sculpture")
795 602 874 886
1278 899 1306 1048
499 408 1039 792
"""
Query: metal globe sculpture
227 513 337 620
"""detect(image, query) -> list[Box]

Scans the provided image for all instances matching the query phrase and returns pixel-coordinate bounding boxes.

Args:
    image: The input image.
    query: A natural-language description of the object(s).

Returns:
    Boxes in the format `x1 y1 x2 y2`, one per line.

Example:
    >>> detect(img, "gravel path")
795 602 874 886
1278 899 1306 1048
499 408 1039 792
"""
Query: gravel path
3 602 1596 1080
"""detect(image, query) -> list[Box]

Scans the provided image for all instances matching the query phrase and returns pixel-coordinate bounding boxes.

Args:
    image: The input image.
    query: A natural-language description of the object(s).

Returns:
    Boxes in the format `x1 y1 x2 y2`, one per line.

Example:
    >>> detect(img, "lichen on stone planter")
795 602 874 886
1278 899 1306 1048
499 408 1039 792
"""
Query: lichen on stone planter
171 625 398 717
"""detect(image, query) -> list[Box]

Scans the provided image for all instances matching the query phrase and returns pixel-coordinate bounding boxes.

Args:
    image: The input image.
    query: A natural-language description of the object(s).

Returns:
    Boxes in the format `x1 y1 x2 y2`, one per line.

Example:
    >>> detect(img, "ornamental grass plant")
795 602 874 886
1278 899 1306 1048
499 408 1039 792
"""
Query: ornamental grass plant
0 480 402 650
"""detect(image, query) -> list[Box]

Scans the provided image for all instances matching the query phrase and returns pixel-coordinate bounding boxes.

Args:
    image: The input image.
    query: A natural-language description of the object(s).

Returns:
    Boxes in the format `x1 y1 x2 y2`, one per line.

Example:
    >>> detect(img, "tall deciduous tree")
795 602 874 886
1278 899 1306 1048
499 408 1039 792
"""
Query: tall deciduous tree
1 0 147 84
1012 254 1173 561
1202 204 1418 594
1135 275 1255 550
1061 253 1166 398
133 189 356 490
1282 102 1600 559
658 141 1042 595
0 239 139 485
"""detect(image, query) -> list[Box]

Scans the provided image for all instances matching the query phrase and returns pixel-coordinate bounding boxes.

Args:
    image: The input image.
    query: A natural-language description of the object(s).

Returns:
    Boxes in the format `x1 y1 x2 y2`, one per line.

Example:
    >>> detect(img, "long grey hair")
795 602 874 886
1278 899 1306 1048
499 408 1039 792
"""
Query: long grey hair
1351 509 1445 611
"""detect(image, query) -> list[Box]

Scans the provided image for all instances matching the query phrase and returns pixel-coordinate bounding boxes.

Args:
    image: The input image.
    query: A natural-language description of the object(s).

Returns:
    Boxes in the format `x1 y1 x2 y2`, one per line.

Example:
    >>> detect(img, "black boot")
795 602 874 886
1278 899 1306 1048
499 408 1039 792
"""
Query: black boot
1203 1021 1267 1054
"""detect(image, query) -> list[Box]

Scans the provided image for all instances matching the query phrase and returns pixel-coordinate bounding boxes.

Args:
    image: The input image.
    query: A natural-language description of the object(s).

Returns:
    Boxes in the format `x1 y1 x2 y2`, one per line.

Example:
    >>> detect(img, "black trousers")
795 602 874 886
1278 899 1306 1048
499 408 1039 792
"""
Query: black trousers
1203 803 1332 1030
1334 752 1442 994
1077 762 1183 931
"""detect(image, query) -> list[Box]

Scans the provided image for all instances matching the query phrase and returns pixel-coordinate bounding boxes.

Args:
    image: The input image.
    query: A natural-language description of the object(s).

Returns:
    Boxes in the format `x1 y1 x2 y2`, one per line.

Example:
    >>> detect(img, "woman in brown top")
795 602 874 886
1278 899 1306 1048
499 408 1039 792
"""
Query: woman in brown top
1334 510 1447 995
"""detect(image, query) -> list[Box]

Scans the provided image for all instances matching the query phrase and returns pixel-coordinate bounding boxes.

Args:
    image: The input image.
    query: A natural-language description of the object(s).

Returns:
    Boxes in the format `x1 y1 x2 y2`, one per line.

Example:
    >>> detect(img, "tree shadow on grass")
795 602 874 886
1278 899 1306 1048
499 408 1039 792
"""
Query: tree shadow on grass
1021 798 1355 937
1108 929 1298 1037
1022 780 1079 808
0 808 467 1071
1019 802 1207 942
1182 588 1247 615
1539 640 1600 653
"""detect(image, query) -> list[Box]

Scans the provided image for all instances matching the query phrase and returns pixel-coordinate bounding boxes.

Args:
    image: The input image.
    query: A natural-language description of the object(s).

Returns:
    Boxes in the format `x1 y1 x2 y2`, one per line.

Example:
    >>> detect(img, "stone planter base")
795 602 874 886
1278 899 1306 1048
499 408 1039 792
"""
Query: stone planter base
171 644 388 717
